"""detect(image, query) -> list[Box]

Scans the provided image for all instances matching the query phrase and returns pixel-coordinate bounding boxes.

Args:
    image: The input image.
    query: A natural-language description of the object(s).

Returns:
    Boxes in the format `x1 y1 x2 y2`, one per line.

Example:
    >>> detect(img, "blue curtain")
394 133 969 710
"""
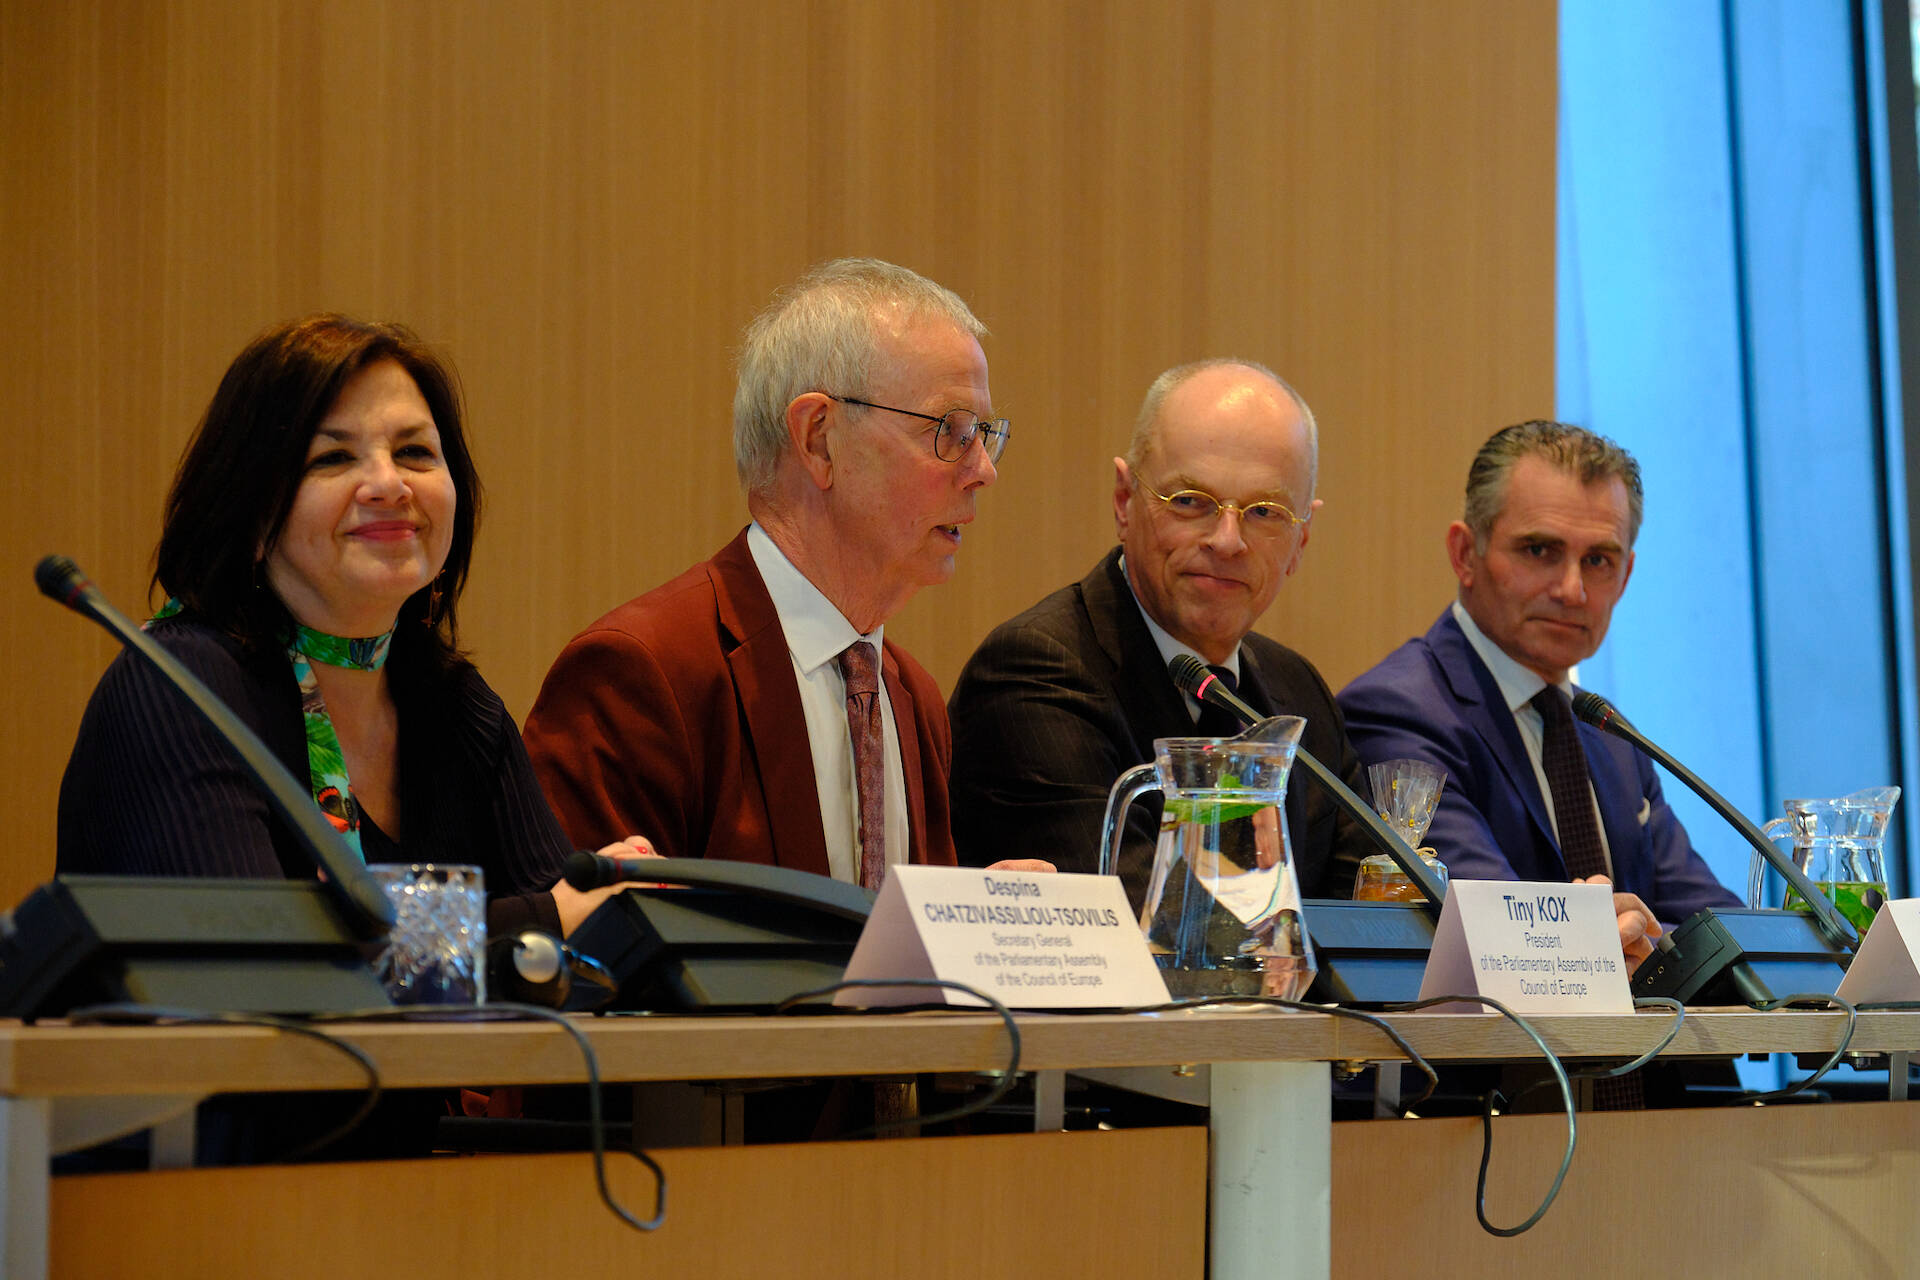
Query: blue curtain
1558 0 1913 911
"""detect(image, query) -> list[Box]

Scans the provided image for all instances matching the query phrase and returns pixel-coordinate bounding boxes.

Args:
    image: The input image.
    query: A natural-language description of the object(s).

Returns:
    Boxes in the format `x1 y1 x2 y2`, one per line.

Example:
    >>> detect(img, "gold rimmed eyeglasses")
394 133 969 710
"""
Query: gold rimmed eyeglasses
1134 475 1309 535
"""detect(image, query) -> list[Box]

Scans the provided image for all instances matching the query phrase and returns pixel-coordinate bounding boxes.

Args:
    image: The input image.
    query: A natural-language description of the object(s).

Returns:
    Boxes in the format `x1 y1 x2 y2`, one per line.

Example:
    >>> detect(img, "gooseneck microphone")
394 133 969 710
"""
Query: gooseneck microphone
1168 653 1447 912
1571 689 1858 951
564 849 661 891
35 555 396 939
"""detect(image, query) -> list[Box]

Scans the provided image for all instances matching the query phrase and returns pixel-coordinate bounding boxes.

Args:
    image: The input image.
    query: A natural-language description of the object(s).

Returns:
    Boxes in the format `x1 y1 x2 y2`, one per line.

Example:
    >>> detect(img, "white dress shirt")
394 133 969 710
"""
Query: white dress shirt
747 522 909 883
1121 553 1242 726
1450 599 1614 878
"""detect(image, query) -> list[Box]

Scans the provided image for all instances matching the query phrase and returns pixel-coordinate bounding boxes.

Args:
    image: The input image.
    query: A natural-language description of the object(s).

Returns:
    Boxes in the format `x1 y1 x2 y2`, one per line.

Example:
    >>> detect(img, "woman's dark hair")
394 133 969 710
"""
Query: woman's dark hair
154 314 482 666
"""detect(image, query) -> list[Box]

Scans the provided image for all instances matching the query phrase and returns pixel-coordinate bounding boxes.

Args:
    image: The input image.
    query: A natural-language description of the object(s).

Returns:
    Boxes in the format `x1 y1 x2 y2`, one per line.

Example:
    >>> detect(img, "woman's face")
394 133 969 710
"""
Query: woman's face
263 359 456 637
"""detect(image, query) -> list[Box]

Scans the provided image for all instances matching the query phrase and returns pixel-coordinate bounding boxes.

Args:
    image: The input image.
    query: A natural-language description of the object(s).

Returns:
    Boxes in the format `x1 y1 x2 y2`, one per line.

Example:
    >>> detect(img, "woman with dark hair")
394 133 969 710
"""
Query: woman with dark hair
57 314 645 937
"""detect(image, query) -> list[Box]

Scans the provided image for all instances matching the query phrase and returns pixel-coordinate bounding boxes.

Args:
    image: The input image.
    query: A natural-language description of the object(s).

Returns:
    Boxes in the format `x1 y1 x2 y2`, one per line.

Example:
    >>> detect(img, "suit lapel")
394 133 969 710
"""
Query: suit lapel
1579 715 1644 880
710 532 833 876
1431 611 1561 855
1085 549 1192 753
879 645 929 862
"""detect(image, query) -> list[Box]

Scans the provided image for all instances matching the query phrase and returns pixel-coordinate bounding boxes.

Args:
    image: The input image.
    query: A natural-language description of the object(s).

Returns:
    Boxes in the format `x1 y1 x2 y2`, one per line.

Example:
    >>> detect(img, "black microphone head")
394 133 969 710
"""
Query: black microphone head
35 555 89 607
562 849 607 892
1167 653 1209 695
1570 689 1621 729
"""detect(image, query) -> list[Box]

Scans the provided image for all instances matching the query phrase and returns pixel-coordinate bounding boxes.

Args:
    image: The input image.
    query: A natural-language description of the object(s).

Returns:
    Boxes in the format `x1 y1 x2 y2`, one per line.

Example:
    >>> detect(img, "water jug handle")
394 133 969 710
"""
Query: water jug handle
1098 764 1161 877
1748 816 1793 908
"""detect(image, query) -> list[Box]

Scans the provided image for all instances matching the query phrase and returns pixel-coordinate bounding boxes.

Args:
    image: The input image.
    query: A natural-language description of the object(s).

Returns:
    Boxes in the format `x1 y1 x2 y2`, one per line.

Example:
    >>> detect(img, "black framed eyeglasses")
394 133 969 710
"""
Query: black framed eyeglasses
828 395 1011 463
1134 474 1309 535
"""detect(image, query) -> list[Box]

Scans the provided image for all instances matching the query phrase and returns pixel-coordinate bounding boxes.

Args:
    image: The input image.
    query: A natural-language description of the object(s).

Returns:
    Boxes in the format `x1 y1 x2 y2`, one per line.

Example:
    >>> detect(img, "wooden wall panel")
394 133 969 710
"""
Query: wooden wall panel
52 1128 1206 1279
0 0 1555 906
1334 1102 1920 1276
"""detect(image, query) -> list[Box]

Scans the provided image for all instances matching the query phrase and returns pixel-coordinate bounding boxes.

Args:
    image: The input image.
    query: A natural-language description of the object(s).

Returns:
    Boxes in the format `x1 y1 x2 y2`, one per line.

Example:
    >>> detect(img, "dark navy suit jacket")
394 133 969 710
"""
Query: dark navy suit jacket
1337 608 1739 924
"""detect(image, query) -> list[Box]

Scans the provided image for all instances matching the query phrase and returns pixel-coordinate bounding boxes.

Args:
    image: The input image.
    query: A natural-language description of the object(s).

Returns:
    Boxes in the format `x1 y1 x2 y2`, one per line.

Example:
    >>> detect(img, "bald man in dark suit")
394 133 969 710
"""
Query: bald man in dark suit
948 360 1371 907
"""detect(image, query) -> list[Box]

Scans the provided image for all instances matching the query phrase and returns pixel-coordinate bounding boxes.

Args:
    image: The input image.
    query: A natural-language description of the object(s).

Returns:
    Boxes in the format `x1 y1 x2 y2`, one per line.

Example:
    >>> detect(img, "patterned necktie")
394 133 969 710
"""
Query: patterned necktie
839 640 888 890
1195 665 1247 737
1534 686 1642 1107
1532 686 1608 880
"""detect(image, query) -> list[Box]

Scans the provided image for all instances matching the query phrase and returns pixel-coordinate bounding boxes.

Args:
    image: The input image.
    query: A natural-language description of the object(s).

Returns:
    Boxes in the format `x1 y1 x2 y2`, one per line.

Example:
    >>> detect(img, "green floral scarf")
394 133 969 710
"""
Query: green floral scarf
152 601 394 860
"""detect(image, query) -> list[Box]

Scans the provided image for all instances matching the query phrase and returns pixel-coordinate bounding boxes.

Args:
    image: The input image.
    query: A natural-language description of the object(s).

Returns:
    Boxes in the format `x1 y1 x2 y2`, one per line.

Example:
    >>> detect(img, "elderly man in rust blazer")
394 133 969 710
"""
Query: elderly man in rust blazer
524 259 1048 886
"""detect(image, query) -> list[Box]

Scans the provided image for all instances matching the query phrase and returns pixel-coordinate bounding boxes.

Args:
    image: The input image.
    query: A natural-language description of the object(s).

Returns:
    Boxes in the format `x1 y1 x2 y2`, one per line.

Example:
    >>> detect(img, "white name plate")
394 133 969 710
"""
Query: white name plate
1836 898 1920 1002
836 866 1171 1009
1418 879 1632 1012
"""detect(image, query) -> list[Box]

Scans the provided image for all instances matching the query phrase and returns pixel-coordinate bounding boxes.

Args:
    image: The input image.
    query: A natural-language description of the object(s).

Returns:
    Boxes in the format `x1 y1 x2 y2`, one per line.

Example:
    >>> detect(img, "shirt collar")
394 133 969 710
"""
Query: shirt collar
1120 552 1242 683
747 522 882 675
1450 598 1577 711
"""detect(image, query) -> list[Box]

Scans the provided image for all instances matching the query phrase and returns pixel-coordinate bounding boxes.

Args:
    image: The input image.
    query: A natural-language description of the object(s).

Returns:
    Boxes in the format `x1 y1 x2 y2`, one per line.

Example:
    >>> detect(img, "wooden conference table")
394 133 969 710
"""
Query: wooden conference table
5 1006 1920 1279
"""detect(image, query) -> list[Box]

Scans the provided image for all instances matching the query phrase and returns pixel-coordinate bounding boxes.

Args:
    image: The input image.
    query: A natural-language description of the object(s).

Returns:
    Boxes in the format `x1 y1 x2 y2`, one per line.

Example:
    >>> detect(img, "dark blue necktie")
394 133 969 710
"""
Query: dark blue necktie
1195 665 1246 737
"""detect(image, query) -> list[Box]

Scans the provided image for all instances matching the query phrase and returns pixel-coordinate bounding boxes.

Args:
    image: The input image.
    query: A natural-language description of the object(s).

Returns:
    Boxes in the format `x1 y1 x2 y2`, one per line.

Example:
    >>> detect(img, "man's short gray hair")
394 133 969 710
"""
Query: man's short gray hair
732 258 987 494
1463 420 1645 546
1126 358 1320 496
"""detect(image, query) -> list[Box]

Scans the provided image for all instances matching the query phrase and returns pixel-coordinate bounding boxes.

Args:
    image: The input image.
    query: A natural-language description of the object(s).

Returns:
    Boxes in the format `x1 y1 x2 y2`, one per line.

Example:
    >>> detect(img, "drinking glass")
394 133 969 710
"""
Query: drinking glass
370 863 486 1004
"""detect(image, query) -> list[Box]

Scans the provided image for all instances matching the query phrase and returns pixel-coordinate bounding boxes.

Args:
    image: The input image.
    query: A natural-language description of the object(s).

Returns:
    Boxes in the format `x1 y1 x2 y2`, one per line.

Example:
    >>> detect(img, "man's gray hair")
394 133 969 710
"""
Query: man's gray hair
1126 358 1320 496
1462 419 1645 546
732 258 987 494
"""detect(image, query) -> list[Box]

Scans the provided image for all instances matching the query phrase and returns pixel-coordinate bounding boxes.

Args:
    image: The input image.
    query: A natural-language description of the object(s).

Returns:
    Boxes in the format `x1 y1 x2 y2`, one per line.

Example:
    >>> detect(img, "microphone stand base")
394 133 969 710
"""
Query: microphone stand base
1303 900 1437 1007
568 885 867 1012
0 877 394 1018
1632 907 1850 1005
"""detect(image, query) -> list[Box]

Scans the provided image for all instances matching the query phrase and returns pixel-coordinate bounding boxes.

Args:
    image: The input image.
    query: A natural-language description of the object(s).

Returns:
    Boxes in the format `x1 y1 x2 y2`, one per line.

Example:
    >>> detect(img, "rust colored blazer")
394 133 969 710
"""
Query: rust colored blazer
522 529 957 875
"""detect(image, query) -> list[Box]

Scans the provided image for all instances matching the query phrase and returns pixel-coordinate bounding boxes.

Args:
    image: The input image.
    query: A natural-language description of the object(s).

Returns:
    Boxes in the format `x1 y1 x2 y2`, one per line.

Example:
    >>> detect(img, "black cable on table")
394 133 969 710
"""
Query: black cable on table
773 977 1022 1138
1381 994 1578 1237
1101 995 1444 1115
70 1004 384 1162
72 1001 668 1233
1497 995 1686 1112
1730 992 1858 1106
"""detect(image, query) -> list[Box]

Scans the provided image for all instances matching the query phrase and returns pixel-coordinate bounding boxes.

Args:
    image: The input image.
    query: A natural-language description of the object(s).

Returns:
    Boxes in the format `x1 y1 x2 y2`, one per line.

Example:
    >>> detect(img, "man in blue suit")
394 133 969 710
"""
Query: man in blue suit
1338 421 1739 971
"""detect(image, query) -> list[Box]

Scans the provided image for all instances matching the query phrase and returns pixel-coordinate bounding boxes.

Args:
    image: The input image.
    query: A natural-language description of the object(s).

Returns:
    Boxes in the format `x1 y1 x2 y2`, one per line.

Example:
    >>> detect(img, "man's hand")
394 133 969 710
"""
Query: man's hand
1253 806 1283 869
985 858 1057 873
1574 875 1662 976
